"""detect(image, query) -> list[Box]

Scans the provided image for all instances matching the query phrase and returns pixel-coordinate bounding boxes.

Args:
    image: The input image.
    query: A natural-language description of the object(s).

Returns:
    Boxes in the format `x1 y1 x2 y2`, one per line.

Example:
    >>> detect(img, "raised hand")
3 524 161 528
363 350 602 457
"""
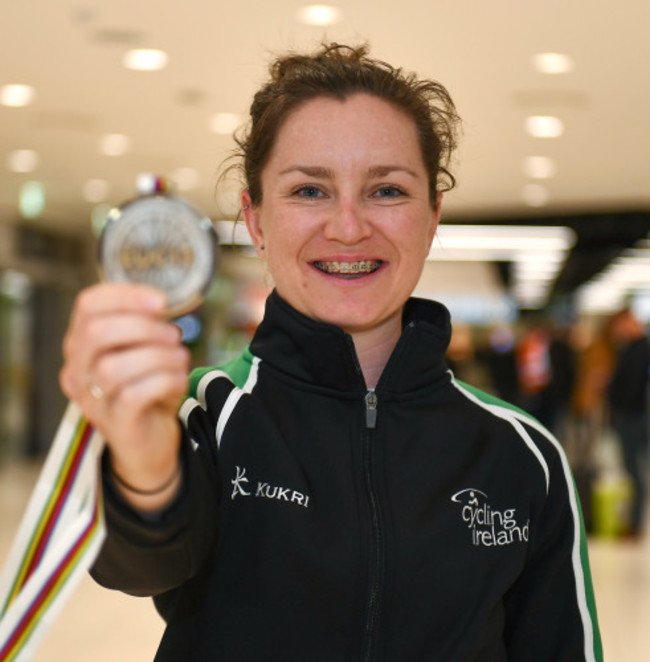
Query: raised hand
59 282 191 510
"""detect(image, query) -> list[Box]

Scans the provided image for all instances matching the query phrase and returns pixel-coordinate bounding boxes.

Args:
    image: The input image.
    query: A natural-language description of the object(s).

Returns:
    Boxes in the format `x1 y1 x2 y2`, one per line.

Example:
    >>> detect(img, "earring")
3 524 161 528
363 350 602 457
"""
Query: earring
259 243 265 250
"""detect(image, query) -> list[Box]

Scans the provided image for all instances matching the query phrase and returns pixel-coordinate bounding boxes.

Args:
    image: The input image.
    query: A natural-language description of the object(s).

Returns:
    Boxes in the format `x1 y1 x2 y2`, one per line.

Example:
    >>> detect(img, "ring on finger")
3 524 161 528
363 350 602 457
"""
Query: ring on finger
88 381 105 401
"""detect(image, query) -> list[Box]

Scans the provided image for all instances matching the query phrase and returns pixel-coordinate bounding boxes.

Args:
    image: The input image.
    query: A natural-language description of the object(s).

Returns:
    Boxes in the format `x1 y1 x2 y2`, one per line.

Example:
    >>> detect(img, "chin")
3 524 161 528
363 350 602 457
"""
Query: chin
313 305 396 335
285 286 402 333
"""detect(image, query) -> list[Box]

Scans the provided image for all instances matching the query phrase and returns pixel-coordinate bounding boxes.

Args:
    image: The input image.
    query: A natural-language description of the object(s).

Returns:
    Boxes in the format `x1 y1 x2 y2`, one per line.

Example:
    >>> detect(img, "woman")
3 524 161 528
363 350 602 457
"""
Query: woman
60 44 602 661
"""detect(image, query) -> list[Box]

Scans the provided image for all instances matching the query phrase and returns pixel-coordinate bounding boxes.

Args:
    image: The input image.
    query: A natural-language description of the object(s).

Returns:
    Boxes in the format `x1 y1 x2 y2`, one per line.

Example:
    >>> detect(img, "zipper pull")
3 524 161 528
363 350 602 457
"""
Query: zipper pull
365 389 378 429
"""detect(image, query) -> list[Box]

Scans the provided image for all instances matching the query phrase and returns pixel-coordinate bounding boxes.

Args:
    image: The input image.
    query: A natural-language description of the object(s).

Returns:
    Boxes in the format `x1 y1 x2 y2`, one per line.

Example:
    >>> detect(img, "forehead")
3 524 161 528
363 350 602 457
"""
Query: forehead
266 93 423 170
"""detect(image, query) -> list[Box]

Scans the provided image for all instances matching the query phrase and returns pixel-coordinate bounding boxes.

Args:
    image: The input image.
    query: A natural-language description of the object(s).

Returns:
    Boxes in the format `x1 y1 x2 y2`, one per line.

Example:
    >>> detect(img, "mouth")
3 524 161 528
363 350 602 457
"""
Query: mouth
312 260 383 279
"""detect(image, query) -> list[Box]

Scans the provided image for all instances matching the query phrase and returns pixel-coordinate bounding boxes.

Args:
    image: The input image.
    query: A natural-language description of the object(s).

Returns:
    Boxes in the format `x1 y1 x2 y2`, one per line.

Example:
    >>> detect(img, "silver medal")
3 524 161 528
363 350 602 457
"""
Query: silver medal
99 194 217 317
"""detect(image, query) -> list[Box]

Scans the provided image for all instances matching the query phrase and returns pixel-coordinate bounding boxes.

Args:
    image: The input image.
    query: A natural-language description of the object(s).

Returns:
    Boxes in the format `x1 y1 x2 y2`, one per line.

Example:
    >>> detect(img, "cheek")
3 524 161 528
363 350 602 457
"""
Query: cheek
397 233 431 284
265 211 319 265
265 240 305 293
392 219 433 261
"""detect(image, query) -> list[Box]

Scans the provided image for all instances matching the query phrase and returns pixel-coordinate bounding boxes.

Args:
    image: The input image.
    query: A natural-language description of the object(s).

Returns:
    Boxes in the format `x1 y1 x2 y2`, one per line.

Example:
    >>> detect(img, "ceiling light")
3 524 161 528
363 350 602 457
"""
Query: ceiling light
0 84 36 107
99 133 130 156
427 247 570 263
209 112 241 135
522 183 550 207
7 149 39 173
512 282 551 309
525 115 564 138
523 156 556 179
515 251 566 264
576 281 626 315
532 52 575 75
617 253 650 264
295 4 342 26
514 261 563 279
434 225 573 252
574 237 650 315
511 253 567 309
604 262 650 286
513 282 550 298
123 48 168 71
83 178 109 203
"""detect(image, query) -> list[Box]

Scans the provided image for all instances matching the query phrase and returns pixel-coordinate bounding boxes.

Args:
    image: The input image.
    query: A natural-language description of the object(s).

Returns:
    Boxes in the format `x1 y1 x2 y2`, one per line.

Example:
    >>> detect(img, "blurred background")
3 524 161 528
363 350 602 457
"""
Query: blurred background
1 0 649 659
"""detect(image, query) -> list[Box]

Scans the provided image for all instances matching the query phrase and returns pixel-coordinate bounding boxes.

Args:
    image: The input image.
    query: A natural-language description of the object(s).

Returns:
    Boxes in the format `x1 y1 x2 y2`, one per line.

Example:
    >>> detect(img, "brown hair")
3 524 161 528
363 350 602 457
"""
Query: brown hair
231 43 460 210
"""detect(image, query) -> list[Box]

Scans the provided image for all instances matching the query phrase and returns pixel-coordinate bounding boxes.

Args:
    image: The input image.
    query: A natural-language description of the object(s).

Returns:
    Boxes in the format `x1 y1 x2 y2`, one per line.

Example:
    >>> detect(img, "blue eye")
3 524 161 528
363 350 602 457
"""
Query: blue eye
374 186 405 198
294 186 324 199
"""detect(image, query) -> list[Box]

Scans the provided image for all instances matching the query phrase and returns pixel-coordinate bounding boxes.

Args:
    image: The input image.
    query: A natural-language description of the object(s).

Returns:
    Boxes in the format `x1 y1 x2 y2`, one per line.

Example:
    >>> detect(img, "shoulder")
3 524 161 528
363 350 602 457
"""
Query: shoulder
180 347 262 449
450 378 530 419
181 346 260 422
188 347 259 398
450 377 567 494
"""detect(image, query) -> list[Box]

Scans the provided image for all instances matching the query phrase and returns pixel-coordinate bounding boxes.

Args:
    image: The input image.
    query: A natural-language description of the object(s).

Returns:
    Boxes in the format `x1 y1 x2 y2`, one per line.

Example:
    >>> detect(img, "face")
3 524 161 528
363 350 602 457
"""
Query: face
243 93 441 336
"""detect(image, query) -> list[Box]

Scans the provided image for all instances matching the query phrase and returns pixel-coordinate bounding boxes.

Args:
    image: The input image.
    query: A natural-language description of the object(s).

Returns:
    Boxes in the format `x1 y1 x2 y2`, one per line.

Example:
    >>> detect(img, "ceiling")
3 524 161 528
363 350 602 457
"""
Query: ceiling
1 0 650 307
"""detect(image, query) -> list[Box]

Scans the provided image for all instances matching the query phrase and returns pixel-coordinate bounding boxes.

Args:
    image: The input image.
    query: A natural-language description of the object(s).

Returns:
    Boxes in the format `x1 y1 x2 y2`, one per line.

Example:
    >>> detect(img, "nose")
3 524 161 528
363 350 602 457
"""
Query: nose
323 198 372 245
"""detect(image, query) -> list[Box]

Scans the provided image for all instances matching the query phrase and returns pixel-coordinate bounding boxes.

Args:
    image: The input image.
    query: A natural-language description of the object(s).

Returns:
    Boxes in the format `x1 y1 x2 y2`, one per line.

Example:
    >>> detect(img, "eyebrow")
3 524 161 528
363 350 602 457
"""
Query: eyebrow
279 165 334 178
279 165 419 179
367 165 419 179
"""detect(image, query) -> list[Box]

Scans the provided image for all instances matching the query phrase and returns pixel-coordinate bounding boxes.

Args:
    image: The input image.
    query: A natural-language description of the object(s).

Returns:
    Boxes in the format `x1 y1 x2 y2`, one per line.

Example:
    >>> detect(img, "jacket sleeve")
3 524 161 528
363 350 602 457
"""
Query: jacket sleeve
503 428 603 662
90 419 220 597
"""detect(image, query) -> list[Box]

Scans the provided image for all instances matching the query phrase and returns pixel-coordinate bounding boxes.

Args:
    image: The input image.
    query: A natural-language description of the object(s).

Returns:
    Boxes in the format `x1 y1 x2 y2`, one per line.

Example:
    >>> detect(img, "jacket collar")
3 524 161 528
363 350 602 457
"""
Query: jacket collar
250 290 453 397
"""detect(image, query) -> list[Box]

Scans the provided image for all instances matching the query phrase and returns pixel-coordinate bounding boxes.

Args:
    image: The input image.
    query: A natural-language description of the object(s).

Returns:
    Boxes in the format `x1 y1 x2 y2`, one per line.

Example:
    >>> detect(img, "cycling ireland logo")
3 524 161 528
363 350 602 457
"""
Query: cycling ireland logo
451 488 529 547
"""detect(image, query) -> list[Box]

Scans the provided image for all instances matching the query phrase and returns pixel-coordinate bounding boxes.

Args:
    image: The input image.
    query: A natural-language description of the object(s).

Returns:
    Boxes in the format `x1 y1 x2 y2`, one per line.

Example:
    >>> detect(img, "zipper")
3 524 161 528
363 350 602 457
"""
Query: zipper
362 388 383 661
365 389 378 429
344 329 414 660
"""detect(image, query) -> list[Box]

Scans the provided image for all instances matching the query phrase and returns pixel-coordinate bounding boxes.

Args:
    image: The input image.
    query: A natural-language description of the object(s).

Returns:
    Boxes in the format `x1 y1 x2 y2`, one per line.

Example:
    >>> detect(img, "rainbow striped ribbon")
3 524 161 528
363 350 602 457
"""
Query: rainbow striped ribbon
0 403 106 662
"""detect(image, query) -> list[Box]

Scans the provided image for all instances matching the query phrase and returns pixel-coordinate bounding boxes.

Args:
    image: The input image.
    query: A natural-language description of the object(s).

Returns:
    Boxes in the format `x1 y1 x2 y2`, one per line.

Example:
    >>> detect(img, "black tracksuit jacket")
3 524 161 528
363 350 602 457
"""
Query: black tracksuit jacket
92 291 602 661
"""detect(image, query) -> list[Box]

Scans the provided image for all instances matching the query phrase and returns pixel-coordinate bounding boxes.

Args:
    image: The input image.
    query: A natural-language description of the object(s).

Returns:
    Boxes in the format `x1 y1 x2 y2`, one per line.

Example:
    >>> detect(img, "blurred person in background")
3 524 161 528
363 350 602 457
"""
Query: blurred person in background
570 318 616 459
515 318 553 424
569 319 616 463
59 43 601 661
568 318 617 533
547 323 578 437
606 308 650 539
444 323 491 389
515 316 576 435
480 323 520 405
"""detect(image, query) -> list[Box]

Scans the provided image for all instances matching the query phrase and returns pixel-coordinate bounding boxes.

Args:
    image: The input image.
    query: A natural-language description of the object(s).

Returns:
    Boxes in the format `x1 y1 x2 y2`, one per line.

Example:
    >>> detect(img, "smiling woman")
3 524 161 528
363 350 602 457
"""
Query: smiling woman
59 42 602 661
242 93 441 360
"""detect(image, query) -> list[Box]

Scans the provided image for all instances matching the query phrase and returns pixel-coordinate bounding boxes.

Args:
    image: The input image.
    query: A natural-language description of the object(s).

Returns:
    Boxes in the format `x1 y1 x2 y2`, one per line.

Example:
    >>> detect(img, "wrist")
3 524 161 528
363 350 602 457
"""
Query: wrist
110 461 182 496
106 453 184 513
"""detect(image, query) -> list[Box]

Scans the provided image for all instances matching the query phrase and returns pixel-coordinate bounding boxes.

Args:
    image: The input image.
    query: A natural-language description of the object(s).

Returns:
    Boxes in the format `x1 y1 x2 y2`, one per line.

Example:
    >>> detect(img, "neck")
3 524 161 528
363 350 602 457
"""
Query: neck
348 314 403 389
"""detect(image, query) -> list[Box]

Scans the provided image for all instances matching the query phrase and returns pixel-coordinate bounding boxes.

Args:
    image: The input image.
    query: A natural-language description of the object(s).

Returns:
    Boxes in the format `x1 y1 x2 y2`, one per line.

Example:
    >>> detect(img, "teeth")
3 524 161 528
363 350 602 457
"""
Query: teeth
314 260 381 275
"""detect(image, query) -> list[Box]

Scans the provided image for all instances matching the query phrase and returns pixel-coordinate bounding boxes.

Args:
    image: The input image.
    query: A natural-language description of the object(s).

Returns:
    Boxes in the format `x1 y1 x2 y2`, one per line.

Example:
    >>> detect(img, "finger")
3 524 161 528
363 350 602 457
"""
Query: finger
83 313 181 354
63 284 171 369
93 345 191 401
106 370 190 425
63 313 181 383
71 283 167 321
74 356 189 437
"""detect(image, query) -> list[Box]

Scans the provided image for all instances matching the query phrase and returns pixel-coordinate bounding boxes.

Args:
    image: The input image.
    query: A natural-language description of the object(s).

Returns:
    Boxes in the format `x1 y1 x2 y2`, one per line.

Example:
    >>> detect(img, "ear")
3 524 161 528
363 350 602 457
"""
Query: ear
241 190 265 257
425 192 443 254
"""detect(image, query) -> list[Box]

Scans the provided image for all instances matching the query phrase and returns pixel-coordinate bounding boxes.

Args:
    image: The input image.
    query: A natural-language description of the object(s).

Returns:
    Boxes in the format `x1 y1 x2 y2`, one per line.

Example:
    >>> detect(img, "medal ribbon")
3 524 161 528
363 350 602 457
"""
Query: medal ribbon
0 179 213 662
0 403 106 662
